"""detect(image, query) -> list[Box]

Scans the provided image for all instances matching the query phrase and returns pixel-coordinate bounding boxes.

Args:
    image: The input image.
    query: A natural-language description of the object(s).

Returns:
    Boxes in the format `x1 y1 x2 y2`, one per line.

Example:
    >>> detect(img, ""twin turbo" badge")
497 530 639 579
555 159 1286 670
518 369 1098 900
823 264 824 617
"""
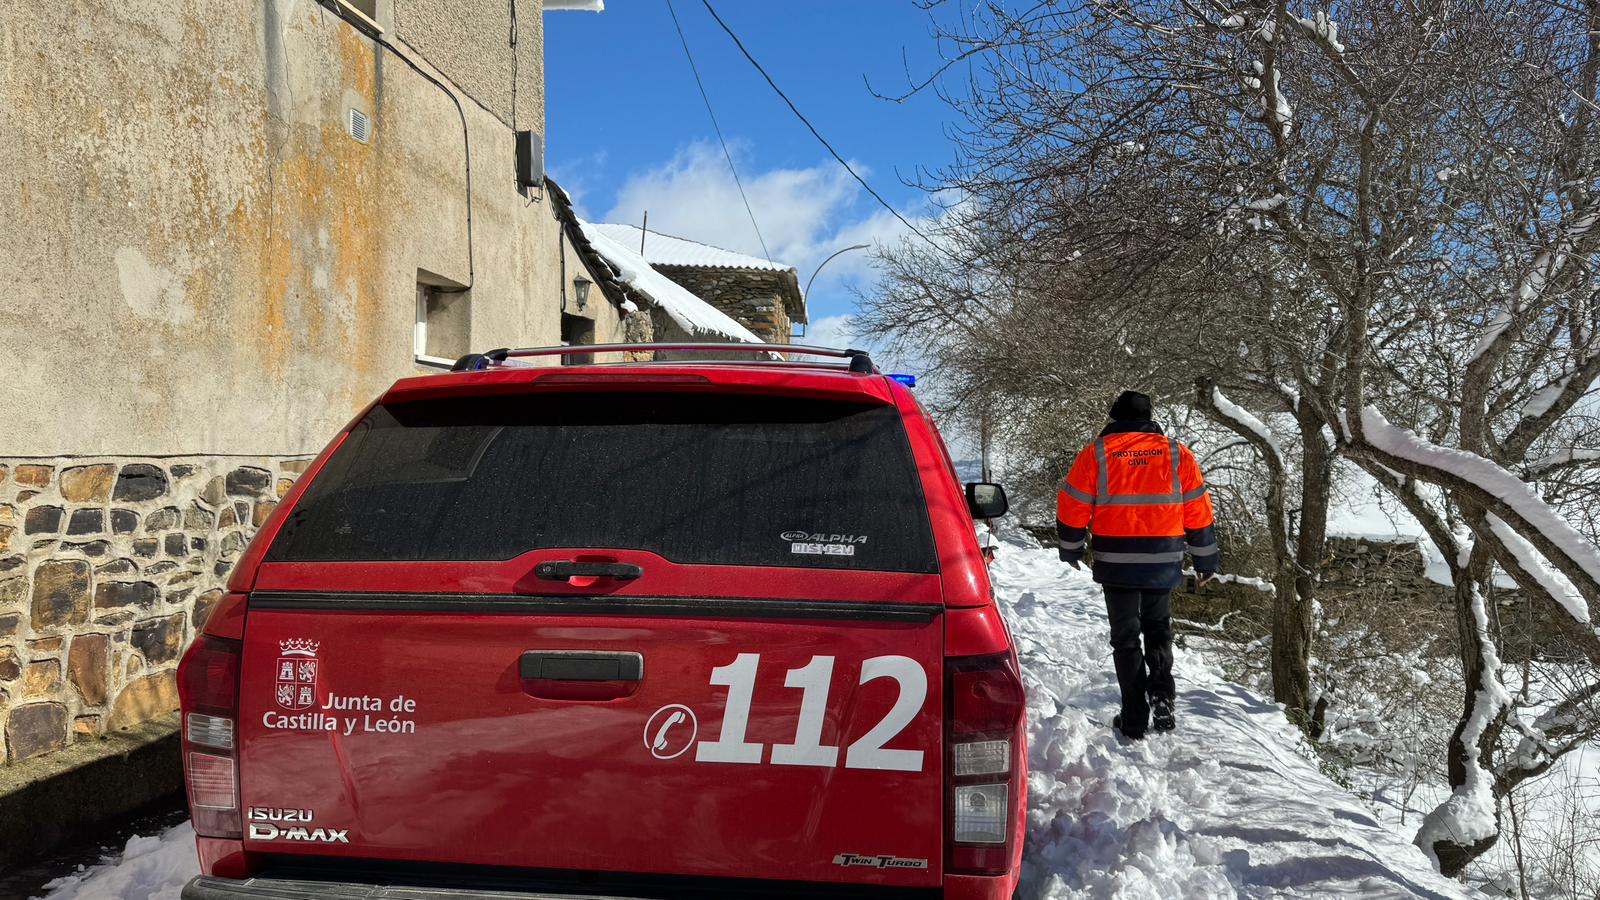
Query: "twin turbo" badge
832 853 929 870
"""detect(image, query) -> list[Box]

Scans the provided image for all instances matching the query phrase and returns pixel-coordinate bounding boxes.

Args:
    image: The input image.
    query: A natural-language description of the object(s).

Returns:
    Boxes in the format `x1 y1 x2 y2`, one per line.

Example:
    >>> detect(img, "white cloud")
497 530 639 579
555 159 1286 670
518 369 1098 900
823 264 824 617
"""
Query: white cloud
801 313 860 350
599 142 916 305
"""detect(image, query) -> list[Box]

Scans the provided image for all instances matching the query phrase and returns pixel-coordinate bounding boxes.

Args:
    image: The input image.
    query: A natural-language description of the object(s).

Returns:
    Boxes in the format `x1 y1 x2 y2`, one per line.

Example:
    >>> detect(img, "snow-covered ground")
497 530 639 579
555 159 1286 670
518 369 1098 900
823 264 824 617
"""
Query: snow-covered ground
39 535 1477 900
992 537 1476 899
35 821 195 900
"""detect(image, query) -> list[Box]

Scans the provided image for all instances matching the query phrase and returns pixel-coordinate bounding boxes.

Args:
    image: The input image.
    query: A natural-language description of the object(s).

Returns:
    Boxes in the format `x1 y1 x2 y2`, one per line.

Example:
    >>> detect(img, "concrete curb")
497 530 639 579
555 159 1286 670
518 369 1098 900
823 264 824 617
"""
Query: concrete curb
0 713 182 871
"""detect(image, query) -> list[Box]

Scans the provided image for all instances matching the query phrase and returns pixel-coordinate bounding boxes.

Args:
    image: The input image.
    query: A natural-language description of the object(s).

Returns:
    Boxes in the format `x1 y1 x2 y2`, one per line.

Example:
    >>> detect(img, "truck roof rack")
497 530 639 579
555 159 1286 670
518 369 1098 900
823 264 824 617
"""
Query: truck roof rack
450 343 877 374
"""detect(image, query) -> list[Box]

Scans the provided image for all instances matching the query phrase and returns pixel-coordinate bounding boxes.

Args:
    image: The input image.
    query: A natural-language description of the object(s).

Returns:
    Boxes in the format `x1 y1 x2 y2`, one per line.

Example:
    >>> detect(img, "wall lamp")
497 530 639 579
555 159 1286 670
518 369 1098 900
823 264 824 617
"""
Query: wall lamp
573 275 592 311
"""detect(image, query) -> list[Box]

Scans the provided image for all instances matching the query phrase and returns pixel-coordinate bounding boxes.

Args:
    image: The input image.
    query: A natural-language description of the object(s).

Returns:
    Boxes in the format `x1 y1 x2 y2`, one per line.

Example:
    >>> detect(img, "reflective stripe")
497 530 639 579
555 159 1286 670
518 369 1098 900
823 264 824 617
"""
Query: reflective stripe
1100 493 1182 506
1093 439 1109 504
1093 550 1187 564
1187 543 1219 557
1180 486 1208 502
1168 438 1181 494
1061 483 1096 505
1059 538 1086 550
1091 534 1187 552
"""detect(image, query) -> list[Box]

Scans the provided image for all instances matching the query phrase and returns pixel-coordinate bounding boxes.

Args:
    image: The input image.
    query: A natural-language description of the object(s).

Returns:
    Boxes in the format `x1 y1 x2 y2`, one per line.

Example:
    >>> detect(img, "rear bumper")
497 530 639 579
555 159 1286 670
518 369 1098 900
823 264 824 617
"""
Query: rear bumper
183 874 639 899
183 873 974 900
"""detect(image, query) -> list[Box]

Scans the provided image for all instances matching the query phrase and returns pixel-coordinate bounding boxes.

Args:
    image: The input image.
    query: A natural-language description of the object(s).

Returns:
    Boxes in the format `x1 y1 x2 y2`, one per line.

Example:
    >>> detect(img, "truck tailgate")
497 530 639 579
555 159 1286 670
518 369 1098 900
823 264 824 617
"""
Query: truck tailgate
237 595 944 887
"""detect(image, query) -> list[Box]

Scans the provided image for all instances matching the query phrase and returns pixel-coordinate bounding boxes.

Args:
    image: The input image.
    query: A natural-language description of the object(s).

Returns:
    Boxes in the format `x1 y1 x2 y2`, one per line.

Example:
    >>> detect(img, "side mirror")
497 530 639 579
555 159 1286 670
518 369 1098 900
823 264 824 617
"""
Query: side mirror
966 482 1008 519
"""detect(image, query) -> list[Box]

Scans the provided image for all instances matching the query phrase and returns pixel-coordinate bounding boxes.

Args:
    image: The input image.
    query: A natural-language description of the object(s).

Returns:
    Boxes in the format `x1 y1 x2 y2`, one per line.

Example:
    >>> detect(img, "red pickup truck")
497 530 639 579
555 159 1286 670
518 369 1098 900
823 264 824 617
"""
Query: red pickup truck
177 344 1026 900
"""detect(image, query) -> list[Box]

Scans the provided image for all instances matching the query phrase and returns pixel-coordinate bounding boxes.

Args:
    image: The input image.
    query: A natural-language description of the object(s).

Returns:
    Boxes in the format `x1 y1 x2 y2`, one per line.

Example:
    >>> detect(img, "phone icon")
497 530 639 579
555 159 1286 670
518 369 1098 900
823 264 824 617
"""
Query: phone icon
644 704 697 760
652 711 685 752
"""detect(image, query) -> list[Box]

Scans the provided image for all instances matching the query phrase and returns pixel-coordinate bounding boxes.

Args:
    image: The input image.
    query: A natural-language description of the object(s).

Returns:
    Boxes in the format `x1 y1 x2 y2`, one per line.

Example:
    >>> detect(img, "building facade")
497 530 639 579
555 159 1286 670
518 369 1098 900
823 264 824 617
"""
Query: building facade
0 0 637 763
587 225 808 344
574 216 764 349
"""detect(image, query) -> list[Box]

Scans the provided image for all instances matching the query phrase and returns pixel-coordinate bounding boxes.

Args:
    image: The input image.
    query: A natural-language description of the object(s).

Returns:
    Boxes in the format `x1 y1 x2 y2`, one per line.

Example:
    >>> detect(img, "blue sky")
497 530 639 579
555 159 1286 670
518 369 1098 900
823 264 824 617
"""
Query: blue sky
544 1 963 341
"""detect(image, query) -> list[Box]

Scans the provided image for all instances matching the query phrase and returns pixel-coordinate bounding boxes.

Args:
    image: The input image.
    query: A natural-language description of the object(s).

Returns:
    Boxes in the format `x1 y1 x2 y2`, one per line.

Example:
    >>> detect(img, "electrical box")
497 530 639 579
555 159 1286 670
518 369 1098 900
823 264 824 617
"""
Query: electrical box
515 130 543 189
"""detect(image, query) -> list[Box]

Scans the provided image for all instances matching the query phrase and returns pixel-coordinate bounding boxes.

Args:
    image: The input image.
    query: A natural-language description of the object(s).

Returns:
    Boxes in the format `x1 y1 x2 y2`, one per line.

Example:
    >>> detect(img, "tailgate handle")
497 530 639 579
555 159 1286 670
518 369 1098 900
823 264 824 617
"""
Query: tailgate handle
519 651 644 682
533 561 643 582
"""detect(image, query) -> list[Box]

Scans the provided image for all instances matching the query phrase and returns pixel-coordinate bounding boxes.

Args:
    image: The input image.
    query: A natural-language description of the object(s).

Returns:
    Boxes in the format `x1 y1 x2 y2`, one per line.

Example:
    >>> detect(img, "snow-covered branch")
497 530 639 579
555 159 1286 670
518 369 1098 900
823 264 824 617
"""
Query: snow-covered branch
1243 61 1294 143
1346 458 1466 585
1483 515 1593 631
1505 360 1600 457
1465 201 1600 371
1281 8 1368 100
1496 683 1600 790
1210 385 1287 463
1523 447 1600 477
1521 371 1578 422
1294 10 1344 53
1181 567 1276 593
1195 380 1294 565
1349 407 1600 603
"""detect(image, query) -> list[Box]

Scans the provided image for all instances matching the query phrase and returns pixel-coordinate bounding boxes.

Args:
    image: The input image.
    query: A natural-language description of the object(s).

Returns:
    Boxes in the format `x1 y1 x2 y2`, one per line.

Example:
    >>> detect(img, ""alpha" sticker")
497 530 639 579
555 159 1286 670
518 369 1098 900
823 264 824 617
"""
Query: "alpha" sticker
781 531 867 557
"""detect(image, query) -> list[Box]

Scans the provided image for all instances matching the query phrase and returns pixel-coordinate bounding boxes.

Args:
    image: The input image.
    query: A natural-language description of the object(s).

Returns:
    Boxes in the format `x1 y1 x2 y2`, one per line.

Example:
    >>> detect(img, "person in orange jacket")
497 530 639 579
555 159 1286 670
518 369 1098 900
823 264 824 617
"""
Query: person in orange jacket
1058 391 1220 739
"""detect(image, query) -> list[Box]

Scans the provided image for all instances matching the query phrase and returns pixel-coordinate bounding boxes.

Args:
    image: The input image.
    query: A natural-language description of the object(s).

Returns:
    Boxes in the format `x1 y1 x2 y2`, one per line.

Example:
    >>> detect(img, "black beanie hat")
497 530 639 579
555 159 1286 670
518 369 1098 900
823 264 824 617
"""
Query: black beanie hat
1109 390 1154 422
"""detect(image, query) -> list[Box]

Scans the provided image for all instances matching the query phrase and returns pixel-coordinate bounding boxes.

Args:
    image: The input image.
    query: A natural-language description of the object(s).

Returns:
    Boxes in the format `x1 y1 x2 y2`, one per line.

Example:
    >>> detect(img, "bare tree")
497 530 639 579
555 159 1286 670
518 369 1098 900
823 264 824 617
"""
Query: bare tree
867 0 1600 878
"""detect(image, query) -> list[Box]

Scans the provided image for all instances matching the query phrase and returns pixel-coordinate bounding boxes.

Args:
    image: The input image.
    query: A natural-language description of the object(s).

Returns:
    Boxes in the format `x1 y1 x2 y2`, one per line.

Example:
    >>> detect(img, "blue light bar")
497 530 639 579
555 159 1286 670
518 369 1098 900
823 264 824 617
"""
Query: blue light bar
889 373 917 387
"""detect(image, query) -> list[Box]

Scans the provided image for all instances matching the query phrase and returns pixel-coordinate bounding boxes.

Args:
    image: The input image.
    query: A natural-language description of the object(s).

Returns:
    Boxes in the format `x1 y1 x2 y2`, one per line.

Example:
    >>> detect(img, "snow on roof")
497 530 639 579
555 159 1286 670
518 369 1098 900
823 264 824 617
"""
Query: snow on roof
588 224 794 273
578 221 764 344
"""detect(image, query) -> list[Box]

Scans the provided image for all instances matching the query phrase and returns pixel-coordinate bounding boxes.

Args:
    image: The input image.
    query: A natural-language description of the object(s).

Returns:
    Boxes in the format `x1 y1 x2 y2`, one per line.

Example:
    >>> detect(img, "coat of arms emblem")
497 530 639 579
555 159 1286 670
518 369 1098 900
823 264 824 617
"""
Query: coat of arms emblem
275 639 320 711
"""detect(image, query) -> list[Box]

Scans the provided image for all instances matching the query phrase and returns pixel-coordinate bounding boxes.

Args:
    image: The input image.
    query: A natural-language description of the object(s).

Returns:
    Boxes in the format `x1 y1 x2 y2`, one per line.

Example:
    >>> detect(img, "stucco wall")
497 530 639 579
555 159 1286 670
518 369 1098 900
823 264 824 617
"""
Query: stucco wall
0 0 642 764
0 0 593 457
396 0 545 134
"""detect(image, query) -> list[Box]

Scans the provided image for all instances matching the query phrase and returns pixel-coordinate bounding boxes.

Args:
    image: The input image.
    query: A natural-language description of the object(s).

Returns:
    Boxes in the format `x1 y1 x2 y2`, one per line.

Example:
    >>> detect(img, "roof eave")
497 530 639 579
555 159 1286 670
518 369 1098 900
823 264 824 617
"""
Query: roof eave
780 268 807 324
545 177 649 313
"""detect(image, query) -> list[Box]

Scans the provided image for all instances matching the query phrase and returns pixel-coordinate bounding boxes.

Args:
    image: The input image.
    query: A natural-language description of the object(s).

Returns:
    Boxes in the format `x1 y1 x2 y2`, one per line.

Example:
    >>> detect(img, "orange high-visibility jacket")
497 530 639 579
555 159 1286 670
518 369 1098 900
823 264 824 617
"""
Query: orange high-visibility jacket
1056 425 1219 589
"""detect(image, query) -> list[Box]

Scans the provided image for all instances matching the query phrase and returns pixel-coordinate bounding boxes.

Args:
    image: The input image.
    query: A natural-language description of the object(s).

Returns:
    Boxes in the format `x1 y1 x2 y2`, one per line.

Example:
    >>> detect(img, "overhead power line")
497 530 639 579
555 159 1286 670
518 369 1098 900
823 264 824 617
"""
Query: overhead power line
699 0 941 254
666 0 773 263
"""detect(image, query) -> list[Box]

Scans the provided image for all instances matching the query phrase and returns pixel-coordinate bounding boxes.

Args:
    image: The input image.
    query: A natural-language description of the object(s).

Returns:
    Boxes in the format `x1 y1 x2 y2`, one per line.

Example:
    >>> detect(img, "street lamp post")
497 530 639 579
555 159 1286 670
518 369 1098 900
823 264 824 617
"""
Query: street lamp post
804 244 870 300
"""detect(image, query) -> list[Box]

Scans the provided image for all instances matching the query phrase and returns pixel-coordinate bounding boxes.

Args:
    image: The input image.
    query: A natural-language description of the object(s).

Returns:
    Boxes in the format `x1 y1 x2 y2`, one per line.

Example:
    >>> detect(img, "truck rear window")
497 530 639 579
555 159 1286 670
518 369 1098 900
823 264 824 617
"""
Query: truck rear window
267 392 938 573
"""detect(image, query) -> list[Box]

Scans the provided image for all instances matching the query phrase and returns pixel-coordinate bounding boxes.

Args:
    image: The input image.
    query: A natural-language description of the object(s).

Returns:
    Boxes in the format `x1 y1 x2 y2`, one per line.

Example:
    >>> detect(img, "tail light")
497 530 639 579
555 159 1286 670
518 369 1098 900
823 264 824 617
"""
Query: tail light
946 652 1025 875
179 627 243 839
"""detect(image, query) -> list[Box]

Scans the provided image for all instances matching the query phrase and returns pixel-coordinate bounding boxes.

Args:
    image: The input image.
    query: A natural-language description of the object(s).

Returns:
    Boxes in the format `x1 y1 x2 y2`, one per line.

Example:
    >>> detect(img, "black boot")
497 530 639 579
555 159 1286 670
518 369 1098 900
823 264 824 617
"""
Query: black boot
1150 696 1176 732
1113 714 1145 740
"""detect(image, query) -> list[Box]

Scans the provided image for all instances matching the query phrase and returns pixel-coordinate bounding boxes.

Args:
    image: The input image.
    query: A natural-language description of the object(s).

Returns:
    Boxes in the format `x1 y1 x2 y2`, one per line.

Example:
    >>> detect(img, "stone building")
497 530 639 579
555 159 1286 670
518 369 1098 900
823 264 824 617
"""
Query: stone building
575 216 767 348
0 0 663 768
588 225 808 344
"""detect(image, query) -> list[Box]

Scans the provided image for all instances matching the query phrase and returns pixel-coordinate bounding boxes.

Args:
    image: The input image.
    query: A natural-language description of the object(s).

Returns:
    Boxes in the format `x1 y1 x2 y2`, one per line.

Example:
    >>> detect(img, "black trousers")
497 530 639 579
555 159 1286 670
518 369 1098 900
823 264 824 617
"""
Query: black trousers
1103 587 1175 728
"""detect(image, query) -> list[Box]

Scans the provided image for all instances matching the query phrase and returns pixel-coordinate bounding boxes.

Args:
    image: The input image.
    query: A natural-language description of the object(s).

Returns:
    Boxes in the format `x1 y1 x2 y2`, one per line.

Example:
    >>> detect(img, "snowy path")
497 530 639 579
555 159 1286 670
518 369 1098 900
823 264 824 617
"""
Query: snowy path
995 541 1474 899
38 540 1476 899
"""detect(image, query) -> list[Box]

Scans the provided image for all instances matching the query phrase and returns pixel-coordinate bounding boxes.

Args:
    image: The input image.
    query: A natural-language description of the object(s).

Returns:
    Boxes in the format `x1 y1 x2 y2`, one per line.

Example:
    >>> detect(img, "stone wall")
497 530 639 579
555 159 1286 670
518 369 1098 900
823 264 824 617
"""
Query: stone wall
654 267 797 344
1321 536 1449 599
0 457 309 764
